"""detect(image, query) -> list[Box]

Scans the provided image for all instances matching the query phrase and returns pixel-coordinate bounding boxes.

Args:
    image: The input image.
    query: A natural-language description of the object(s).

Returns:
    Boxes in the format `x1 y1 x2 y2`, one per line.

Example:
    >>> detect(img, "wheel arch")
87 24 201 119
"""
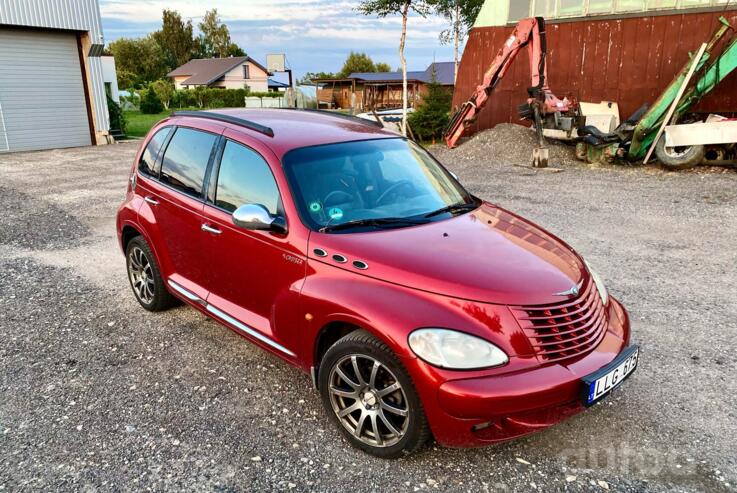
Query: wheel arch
311 317 404 390
119 219 164 280
121 224 142 252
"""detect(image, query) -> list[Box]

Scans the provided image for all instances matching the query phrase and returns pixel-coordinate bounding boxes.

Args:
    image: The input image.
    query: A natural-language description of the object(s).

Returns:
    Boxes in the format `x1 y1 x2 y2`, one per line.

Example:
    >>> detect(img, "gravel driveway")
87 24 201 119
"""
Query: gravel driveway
1 129 735 492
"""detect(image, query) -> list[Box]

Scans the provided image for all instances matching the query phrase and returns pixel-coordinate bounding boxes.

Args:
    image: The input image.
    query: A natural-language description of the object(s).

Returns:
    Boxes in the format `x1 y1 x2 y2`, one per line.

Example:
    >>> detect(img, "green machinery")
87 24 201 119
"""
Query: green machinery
577 17 737 167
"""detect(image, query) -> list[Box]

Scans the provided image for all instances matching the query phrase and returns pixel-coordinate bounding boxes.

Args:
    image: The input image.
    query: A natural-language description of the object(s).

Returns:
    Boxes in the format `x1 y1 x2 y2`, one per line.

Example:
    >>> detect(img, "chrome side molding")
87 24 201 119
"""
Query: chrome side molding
167 279 296 358
167 279 205 305
206 304 297 358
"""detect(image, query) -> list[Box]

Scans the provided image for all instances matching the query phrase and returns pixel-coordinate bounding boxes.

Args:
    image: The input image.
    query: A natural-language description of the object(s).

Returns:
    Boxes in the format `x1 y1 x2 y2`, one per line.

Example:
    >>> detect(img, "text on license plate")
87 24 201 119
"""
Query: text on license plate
587 348 638 405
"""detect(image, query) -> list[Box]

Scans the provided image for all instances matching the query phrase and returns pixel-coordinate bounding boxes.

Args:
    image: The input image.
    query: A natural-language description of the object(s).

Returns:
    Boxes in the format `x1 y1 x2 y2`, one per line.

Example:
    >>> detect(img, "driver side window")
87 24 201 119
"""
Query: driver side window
214 141 281 215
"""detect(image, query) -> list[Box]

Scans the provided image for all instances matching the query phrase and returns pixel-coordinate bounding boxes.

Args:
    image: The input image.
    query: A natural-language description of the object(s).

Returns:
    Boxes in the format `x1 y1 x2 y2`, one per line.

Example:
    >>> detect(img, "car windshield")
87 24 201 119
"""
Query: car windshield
283 138 476 233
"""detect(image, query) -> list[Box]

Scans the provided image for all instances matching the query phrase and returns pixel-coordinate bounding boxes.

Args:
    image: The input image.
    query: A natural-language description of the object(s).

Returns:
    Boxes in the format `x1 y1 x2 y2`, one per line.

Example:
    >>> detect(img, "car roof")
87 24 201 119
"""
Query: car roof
167 108 400 159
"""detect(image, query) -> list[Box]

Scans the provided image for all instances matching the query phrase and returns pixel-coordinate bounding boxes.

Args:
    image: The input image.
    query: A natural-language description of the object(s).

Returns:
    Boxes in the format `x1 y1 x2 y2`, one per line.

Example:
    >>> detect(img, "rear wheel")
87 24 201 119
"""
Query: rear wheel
318 330 430 458
655 136 704 170
125 236 178 312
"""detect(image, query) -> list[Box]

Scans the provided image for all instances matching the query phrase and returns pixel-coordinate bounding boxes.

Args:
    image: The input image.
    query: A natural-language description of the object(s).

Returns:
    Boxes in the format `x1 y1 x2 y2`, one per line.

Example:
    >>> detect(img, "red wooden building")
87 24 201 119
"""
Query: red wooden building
454 1 737 135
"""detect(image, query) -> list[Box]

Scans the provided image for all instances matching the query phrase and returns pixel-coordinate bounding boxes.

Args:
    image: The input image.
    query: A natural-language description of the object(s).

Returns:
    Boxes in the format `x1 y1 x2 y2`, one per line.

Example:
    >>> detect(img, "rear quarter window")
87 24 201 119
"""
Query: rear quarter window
138 126 172 177
159 128 218 199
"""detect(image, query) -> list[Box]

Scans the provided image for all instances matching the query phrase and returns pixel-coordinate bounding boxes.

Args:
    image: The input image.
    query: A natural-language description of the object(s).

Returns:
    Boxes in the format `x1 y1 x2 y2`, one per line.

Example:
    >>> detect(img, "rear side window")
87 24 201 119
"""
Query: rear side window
138 127 172 176
215 141 280 214
160 128 217 198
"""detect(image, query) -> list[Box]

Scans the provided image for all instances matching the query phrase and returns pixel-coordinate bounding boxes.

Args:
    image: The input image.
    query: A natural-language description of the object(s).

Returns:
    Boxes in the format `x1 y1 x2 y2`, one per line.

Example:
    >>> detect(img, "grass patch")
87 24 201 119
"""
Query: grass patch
123 110 173 137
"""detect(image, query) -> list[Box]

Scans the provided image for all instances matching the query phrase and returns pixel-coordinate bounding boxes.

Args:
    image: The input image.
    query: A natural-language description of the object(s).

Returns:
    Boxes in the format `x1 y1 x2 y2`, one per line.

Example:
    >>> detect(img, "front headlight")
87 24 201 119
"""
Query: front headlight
585 260 609 306
408 328 508 370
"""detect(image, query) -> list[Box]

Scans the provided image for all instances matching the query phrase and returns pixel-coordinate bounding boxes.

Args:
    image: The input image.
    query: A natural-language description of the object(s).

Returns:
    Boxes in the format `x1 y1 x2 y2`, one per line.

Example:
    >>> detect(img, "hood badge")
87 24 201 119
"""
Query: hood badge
554 282 581 297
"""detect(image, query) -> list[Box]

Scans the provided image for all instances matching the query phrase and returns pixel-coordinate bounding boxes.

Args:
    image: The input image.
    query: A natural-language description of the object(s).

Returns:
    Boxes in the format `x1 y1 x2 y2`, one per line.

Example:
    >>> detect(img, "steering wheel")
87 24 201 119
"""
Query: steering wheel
323 190 354 207
376 180 414 207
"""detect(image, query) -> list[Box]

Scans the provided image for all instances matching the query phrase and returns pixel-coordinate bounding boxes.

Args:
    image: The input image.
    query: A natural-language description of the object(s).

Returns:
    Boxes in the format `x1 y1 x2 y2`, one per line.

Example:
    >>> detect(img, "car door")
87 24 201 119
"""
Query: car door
200 132 306 358
137 125 220 301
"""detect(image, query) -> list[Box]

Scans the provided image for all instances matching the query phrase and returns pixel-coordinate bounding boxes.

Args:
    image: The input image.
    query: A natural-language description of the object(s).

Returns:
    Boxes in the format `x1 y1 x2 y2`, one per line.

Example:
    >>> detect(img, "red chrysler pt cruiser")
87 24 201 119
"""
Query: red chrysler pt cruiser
116 109 638 458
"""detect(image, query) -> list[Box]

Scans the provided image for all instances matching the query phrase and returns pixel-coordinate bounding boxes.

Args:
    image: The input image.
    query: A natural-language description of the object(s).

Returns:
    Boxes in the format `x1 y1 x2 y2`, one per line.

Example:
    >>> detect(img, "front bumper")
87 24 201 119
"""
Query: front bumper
418 298 632 447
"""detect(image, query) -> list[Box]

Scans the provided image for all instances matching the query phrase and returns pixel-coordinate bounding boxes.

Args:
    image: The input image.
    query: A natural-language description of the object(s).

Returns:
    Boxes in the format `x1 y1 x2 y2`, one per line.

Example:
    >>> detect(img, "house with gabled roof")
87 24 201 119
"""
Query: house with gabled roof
168 56 272 92
312 61 455 111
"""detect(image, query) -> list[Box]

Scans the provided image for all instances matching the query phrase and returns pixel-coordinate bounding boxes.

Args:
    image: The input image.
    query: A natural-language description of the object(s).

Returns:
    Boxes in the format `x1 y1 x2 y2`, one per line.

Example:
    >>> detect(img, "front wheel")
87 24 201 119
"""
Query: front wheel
318 330 430 458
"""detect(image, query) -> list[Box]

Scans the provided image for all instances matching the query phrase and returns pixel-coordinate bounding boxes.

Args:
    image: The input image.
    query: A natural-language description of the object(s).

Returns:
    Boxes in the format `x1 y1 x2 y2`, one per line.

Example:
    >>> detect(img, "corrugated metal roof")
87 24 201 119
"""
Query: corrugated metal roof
0 0 104 50
268 78 290 88
348 61 455 85
424 61 455 85
348 70 426 82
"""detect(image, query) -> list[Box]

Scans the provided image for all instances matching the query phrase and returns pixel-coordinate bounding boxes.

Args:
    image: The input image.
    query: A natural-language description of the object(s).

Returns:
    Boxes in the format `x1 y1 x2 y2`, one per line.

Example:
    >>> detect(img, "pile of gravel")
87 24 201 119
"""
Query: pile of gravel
432 123 580 168
432 123 737 175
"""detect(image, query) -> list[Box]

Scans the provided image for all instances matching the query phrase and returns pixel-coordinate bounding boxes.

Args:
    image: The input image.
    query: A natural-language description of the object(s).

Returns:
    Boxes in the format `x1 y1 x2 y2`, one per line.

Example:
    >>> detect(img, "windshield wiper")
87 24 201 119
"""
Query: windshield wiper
320 217 427 233
423 202 477 219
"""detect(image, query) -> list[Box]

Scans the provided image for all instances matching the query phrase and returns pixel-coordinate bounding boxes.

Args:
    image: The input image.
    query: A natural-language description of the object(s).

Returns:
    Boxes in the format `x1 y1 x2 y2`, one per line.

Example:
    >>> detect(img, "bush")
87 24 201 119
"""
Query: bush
208 98 225 109
150 79 174 110
171 89 197 109
168 88 284 110
407 79 453 142
140 88 164 114
107 95 127 134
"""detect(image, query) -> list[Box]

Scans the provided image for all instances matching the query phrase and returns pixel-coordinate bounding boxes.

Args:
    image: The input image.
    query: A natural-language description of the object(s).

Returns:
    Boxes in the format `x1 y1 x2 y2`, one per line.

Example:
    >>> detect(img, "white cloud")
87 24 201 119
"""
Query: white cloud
100 0 460 76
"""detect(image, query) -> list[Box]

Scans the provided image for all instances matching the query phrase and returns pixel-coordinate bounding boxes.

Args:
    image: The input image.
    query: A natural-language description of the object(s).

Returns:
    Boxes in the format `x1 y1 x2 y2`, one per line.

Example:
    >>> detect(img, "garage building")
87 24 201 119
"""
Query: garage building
0 0 110 152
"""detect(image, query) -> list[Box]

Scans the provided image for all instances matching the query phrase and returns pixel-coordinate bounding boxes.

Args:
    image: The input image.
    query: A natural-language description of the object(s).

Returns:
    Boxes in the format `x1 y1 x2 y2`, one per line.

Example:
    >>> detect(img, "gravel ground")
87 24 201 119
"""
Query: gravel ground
0 131 735 492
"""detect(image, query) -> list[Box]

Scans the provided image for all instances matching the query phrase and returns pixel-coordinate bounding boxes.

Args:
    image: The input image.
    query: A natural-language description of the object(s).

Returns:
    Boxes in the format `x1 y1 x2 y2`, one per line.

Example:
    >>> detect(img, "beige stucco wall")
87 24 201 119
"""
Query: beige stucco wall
211 61 269 91
173 75 190 90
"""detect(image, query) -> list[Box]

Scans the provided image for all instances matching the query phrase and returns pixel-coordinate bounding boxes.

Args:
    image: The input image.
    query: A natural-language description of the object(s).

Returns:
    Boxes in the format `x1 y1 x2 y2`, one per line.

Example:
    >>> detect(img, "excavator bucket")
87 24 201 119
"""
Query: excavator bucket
532 146 549 168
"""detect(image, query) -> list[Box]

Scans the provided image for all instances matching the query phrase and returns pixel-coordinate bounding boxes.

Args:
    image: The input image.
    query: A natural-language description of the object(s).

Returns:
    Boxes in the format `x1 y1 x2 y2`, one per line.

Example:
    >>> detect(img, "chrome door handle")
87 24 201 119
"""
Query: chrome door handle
144 196 159 205
201 224 222 235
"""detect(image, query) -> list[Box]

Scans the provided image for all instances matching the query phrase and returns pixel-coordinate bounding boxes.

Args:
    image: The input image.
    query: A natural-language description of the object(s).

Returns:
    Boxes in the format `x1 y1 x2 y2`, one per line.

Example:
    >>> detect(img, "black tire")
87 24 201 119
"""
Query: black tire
318 330 430 458
655 136 704 170
125 236 178 312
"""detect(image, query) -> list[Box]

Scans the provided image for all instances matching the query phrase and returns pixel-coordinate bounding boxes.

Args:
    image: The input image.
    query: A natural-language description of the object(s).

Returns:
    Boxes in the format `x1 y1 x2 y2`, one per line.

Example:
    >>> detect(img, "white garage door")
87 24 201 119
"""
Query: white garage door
0 27 91 152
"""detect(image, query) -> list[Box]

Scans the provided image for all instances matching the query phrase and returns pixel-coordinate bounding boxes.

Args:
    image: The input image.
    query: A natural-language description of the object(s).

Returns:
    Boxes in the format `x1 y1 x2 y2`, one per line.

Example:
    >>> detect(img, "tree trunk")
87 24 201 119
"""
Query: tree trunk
453 1 460 82
399 1 410 136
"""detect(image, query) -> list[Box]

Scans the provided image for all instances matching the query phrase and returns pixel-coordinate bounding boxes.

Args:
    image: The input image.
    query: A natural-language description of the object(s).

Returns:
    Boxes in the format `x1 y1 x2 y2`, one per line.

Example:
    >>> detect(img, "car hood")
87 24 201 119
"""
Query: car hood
308 202 587 305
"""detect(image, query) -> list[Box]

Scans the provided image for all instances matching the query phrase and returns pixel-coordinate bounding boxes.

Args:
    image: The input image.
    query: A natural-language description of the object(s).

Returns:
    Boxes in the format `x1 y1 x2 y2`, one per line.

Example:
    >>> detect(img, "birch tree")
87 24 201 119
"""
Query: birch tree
434 0 483 81
357 0 431 136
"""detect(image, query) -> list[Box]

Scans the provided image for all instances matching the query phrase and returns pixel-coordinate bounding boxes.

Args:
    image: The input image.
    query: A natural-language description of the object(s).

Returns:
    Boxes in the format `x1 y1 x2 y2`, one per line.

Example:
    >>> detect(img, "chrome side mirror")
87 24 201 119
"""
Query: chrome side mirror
232 204 287 234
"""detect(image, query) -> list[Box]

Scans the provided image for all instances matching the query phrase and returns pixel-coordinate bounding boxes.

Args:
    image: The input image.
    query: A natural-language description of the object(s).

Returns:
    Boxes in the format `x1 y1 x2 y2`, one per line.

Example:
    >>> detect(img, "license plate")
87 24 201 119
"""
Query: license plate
581 346 639 406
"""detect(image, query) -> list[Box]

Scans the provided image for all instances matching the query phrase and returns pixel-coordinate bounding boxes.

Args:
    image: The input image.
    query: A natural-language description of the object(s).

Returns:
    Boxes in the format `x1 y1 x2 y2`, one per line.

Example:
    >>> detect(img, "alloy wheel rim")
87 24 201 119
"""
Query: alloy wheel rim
328 354 410 448
128 246 155 304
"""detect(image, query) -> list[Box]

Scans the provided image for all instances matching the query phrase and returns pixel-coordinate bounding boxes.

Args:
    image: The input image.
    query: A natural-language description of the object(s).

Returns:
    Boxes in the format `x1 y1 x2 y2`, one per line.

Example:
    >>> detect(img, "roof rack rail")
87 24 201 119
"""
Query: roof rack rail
171 110 274 137
276 108 384 128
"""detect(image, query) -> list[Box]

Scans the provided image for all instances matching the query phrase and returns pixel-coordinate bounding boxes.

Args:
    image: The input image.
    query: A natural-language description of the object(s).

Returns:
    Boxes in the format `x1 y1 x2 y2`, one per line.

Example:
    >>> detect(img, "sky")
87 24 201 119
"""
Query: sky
99 0 465 80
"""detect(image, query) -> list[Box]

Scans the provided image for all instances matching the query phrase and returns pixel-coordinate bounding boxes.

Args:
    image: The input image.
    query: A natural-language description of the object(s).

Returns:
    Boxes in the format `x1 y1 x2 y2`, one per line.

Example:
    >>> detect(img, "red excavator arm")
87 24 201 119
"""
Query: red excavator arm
443 17 570 159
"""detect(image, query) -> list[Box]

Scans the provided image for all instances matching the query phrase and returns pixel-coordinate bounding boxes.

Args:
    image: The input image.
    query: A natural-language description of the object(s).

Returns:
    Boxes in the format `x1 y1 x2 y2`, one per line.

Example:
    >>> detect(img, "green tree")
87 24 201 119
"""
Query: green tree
116 69 137 90
150 79 175 110
108 36 167 88
298 71 337 84
338 52 376 77
152 9 198 72
224 43 246 57
358 0 432 136
140 88 164 114
408 74 452 141
198 9 244 58
433 0 483 80
375 62 392 72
